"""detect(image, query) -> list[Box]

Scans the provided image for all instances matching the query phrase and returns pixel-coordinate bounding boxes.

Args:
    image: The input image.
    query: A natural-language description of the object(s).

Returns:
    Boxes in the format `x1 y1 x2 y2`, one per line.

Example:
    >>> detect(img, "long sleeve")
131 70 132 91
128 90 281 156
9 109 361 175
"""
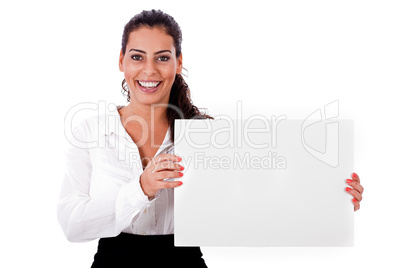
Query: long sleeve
57 120 155 242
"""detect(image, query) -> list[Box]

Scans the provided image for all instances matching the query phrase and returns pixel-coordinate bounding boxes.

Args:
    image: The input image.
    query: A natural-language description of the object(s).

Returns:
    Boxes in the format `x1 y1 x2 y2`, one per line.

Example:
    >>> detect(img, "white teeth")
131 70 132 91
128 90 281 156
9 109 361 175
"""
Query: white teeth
139 81 161 88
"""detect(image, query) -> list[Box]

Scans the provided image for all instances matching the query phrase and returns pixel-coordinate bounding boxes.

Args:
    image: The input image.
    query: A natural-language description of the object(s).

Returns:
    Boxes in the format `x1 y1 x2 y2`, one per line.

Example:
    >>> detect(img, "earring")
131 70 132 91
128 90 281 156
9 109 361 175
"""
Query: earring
123 80 130 92
181 67 188 77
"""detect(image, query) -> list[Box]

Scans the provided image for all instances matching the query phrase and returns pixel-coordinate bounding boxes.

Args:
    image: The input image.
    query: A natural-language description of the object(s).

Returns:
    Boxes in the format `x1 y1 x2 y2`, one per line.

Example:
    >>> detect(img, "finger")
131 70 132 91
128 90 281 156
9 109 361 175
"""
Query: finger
353 198 360 211
351 172 360 184
152 161 184 173
157 180 183 190
346 179 364 194
153 153 182 165
346 187 363 202
154 170 184 181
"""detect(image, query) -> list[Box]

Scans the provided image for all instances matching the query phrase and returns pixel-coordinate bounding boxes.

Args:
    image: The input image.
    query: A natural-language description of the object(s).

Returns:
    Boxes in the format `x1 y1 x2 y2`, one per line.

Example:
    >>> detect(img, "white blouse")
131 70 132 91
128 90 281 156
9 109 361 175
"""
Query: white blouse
57 104 175 242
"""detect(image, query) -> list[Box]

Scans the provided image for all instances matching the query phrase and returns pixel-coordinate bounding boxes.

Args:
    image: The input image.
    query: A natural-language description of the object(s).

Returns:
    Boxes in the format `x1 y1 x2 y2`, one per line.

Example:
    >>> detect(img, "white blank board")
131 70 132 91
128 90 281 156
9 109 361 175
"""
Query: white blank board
174 119 354 246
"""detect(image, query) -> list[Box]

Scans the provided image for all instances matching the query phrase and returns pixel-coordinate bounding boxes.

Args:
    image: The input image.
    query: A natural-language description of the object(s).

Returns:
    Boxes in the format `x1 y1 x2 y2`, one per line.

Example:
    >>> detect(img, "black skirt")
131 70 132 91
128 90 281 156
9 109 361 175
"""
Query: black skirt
91 233 208 268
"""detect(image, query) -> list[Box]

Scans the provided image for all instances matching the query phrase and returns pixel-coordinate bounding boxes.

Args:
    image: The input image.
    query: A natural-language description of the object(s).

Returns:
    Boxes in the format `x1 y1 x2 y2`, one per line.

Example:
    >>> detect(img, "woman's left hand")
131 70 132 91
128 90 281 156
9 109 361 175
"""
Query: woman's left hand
346 172 364 211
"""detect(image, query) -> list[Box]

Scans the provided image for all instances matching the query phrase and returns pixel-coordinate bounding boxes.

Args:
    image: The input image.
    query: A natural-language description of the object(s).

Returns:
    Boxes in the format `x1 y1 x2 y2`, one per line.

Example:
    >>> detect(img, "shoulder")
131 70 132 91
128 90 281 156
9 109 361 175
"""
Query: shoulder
64 103 126 150
66 111 108 149
73 113 100 135
195 115 215 120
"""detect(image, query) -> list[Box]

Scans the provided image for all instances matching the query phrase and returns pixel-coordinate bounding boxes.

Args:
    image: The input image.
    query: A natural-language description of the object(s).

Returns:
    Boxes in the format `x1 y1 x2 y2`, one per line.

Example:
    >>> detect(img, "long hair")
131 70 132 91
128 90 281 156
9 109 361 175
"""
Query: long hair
120 9 214 142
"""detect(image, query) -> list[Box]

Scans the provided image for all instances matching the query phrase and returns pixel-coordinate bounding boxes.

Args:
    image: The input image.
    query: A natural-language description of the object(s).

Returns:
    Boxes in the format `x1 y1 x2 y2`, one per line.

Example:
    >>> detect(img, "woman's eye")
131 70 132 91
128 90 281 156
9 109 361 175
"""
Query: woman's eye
158 56 170 62
131 55 142 60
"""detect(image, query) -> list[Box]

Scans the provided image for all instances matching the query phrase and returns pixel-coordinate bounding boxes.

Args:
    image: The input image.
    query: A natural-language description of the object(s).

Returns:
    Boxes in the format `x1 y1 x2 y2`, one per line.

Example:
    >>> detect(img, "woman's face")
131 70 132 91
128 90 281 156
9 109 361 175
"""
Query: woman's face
119 26 182 107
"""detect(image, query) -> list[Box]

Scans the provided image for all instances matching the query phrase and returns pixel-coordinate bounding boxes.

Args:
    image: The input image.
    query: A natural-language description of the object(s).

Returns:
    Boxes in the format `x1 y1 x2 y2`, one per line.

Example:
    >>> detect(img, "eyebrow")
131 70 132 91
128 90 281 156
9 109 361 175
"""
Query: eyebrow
129 49 172 55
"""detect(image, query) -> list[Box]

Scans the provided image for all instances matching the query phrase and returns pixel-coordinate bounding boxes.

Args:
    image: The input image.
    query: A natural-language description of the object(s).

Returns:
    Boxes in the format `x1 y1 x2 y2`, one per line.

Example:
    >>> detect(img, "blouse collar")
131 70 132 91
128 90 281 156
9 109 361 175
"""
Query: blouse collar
99 104 172 147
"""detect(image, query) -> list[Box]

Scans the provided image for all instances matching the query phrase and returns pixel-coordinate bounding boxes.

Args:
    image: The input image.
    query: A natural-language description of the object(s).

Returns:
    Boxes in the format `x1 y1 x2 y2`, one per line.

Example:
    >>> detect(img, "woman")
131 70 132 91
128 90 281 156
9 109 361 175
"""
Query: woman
58 9 211 267
58 9 364 268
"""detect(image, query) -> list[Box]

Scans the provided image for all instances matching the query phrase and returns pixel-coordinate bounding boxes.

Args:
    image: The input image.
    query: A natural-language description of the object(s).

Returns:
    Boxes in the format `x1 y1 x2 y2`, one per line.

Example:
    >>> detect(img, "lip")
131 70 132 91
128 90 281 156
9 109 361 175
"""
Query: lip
136 80 162 93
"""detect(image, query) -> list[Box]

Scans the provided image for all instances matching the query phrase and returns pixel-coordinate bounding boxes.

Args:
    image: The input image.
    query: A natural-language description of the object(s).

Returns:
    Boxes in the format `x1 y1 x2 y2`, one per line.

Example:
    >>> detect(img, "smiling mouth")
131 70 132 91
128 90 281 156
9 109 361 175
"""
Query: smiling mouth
137 80 162 88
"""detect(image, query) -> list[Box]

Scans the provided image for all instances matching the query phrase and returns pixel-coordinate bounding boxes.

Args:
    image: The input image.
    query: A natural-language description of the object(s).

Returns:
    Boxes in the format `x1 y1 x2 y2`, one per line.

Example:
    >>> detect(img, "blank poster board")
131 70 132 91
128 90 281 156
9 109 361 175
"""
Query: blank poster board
174 118 354 247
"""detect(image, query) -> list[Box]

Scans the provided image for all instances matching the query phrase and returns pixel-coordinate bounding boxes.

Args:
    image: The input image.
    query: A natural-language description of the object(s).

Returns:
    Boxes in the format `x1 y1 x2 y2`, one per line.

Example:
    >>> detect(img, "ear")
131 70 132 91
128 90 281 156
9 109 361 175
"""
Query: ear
119 50 124 72
176 54 183 74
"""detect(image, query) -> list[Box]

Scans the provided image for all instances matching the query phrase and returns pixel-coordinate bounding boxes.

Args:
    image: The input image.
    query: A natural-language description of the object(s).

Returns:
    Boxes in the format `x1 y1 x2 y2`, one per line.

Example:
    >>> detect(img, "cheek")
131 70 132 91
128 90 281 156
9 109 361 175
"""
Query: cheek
123 68 141 87
124 64 141 78
163 64 178 80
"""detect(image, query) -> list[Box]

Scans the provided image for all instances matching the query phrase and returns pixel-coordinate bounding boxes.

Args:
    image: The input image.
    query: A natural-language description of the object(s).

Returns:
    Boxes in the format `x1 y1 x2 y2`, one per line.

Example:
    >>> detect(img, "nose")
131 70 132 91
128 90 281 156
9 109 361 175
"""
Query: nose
143 59 156 76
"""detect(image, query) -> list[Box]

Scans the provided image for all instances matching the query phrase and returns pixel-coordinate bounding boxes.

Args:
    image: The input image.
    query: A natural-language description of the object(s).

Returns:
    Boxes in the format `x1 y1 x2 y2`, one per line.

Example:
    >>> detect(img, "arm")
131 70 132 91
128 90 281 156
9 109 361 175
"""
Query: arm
57 121 153 242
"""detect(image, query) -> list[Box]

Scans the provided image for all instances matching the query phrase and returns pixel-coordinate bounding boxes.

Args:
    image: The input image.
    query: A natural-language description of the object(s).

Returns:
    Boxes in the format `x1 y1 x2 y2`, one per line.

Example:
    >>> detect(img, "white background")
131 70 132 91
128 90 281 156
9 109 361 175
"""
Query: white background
0 0 400 267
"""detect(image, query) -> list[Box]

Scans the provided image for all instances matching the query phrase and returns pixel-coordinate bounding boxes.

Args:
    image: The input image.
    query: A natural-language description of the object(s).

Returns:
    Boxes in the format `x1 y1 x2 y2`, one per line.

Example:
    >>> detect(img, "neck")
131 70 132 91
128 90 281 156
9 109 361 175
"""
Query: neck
122 101 169 129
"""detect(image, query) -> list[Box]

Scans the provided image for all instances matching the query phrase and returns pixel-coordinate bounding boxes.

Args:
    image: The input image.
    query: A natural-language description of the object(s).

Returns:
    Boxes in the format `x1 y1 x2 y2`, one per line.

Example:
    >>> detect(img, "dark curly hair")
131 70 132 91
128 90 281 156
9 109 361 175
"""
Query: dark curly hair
120 9 214 143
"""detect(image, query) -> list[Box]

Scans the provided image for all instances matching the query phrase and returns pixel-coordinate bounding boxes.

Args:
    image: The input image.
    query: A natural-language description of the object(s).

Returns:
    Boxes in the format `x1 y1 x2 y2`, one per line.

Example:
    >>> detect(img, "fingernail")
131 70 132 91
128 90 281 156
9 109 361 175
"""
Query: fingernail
353 198 357 202
178 181 183 186
352 173 357 179
179 172 183 177
346 187 352 192
346 179 352 183
177 156 182 161
180 166 184 171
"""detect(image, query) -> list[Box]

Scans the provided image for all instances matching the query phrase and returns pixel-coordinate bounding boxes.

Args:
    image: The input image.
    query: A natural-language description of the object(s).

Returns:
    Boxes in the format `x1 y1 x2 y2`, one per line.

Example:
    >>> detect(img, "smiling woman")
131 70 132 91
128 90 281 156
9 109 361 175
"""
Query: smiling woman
119 26 181 108
57 9 212 268
118 10 213 146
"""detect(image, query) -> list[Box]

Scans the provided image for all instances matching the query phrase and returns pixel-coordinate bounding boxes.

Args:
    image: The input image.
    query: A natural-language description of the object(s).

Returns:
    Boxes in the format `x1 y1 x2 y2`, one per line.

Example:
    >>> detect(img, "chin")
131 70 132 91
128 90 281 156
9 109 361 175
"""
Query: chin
131 94 170 106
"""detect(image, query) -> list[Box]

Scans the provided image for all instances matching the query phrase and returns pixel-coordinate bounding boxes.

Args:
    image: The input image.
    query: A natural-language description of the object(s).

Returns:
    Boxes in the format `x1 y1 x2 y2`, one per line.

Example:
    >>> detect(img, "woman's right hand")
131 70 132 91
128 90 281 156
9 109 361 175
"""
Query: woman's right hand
139 153 184 199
